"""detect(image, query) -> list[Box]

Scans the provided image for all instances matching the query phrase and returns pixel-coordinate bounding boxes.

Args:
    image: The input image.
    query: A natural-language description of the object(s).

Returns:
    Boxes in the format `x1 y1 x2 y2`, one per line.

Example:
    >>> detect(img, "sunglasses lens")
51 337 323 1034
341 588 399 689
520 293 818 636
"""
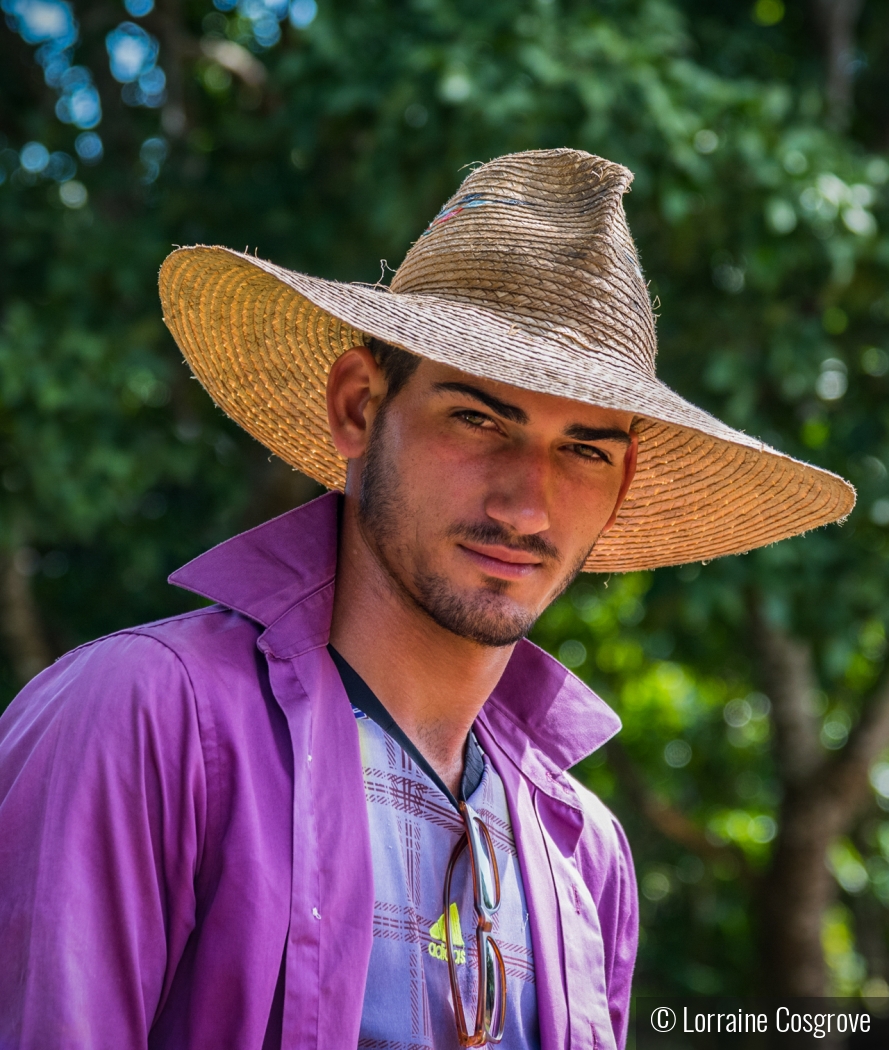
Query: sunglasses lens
474 822 499 911
483 936 506 1040
462 804 500 913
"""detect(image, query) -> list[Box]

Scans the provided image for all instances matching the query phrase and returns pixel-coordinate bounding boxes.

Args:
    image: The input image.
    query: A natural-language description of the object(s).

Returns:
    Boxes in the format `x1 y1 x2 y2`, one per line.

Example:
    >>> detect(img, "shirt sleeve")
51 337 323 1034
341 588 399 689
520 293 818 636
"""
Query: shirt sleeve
0 631 207 1049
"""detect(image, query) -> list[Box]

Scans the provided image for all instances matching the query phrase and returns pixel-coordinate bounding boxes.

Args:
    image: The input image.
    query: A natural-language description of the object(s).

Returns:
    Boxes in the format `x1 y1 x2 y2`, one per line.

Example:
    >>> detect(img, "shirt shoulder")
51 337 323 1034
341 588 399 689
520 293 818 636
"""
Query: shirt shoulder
71 602 264 690
0 606 263 757
0 623 190 773
563 770 636 897
127 603 264 673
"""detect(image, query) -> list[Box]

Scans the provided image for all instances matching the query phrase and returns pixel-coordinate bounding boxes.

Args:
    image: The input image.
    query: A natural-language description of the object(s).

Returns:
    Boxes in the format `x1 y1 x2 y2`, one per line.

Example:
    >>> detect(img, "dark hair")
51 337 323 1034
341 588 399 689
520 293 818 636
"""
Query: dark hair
366 336 421 401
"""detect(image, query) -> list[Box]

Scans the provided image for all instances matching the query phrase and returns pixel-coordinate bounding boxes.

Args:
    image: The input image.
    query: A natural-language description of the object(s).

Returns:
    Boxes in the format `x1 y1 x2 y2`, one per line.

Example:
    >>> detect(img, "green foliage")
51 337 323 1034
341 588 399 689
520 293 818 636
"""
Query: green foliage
3 0 889 998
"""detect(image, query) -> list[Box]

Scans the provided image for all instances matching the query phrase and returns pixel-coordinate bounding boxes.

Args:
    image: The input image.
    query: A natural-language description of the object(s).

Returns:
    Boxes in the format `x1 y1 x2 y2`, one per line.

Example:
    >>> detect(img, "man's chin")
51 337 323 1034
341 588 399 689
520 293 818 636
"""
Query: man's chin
411 575 539 648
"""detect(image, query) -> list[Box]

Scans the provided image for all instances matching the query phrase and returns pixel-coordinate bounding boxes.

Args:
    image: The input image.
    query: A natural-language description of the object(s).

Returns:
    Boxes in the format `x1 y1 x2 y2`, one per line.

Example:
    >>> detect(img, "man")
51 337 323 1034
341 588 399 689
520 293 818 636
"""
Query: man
0 149 853 1049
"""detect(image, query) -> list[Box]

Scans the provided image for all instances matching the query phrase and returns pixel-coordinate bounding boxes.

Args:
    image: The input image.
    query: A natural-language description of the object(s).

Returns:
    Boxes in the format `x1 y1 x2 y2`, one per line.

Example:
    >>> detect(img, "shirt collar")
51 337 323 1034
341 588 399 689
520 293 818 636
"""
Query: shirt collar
168 491 621 770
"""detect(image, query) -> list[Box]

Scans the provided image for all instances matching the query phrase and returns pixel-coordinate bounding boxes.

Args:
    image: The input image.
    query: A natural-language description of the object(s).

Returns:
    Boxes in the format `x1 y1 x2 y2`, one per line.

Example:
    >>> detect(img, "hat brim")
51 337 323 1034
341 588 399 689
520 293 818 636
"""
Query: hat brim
159 245 855 573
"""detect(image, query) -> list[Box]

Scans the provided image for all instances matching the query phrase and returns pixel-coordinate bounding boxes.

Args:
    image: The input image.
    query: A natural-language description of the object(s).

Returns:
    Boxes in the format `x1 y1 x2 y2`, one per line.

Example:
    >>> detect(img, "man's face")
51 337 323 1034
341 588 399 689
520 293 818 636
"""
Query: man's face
354 358 636 648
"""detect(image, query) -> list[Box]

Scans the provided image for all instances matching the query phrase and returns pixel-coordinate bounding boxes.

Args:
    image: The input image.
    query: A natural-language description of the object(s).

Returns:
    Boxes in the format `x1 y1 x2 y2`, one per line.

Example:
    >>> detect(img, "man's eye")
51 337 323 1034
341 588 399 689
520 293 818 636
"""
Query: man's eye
570 444 611 464
455 410 496 429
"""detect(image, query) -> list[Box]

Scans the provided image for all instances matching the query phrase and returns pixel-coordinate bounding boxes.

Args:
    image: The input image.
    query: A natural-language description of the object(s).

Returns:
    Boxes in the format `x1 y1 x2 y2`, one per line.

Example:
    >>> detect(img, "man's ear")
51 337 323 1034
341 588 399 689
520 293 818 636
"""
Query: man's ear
601 430 639 534
326 346 388 460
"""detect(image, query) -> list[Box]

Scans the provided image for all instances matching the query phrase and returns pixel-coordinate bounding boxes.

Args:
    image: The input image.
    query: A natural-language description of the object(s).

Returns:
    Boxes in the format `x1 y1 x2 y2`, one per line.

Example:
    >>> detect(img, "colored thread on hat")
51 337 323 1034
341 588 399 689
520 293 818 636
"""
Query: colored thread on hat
422 193 536 235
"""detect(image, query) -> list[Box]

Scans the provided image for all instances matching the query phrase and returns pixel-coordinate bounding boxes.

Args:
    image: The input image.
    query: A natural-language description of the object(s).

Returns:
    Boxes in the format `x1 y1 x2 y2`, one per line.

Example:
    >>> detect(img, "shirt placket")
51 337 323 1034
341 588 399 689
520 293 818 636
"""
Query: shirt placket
264 650 323 1050
262 638 375 1050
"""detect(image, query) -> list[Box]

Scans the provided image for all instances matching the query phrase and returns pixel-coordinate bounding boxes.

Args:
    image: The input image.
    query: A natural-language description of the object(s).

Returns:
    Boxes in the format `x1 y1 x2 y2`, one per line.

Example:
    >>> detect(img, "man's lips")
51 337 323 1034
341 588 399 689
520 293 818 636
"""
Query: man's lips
458 542 544 580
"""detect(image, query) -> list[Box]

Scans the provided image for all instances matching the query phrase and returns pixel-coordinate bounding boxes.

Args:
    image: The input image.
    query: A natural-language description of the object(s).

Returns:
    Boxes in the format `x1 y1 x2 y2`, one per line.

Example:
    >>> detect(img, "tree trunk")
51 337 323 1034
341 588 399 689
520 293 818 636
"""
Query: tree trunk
752 609 832 993
812 0 865 131
0 550 54 685
760 791 837 994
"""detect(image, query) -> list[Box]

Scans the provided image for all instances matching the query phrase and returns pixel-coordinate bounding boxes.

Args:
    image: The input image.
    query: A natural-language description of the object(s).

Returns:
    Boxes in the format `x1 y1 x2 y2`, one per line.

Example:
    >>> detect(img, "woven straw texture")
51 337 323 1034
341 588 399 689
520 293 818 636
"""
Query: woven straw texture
159 148 855 573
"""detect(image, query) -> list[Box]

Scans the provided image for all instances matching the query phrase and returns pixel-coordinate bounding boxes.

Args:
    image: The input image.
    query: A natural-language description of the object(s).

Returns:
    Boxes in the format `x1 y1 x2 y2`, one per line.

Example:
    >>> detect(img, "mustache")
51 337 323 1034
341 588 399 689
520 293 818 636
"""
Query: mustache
445 521 561 563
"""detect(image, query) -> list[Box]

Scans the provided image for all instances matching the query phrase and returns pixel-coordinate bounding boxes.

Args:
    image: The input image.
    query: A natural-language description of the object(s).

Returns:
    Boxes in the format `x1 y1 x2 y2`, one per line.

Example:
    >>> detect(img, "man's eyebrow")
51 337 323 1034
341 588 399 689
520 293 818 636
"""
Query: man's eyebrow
564 424 631 444
432 381 529 424
432 382 631 443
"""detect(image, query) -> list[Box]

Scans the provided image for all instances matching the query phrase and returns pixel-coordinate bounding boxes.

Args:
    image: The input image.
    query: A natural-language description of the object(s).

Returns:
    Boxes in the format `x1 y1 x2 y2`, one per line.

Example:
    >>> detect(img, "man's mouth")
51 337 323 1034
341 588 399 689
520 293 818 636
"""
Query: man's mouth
457 542 545 581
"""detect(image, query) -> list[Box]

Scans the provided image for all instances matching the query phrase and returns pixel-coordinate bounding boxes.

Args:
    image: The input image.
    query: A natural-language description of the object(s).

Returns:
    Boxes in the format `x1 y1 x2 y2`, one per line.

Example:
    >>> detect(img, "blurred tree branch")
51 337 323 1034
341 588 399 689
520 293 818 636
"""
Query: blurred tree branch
605 739 756 886
822 670 889 814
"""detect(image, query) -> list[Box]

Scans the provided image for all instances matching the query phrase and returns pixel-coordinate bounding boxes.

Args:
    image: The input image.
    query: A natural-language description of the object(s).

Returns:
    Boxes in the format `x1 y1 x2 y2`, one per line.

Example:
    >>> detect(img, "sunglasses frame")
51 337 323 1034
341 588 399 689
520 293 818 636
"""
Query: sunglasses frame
443 800 507 1047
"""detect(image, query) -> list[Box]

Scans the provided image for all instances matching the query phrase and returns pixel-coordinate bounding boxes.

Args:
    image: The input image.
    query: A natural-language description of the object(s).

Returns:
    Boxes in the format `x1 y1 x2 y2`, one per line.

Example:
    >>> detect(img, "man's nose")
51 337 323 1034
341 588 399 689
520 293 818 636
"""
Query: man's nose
482 445 551 535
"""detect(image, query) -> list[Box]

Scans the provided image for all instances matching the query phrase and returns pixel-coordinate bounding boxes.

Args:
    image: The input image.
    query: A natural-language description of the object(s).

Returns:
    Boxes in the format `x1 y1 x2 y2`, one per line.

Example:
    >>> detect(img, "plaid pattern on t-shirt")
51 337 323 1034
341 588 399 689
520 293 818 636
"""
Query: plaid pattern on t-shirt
357 716 541 1050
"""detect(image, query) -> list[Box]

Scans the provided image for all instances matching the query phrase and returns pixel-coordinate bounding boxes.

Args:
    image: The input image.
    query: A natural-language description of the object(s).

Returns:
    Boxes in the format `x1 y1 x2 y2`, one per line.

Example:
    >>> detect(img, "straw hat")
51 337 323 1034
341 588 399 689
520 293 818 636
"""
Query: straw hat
158 148 854 573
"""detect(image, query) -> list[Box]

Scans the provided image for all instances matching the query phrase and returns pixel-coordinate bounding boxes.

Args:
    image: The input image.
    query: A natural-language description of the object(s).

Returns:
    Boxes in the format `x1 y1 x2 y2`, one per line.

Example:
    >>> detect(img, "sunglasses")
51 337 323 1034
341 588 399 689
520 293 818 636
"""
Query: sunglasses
443 800 507 1046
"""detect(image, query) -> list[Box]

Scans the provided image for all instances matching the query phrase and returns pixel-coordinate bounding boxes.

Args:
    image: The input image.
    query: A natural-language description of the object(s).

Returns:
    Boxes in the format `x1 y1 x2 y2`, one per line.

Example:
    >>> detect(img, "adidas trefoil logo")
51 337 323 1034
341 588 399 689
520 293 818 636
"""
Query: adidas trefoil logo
428 902 466 964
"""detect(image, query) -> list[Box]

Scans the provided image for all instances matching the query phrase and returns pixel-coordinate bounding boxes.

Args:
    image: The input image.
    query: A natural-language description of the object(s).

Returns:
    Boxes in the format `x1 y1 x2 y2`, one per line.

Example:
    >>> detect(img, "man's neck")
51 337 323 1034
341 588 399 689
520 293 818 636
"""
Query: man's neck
328 498 513 796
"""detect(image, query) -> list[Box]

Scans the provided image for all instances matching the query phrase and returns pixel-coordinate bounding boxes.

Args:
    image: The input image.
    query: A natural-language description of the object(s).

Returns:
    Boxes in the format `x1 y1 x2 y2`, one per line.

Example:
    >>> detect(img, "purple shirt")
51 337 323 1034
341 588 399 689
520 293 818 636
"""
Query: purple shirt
0 492 638 1050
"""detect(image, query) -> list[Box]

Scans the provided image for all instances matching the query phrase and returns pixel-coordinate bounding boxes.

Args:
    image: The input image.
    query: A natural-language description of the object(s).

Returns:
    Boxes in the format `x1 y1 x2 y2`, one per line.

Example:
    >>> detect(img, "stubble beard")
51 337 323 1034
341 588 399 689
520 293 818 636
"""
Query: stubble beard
358 406 596 648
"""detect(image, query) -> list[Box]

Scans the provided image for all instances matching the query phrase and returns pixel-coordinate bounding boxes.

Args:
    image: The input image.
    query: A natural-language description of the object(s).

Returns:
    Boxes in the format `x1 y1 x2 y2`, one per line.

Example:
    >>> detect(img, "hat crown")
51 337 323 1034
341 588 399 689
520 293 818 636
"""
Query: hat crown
390 149 657 378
